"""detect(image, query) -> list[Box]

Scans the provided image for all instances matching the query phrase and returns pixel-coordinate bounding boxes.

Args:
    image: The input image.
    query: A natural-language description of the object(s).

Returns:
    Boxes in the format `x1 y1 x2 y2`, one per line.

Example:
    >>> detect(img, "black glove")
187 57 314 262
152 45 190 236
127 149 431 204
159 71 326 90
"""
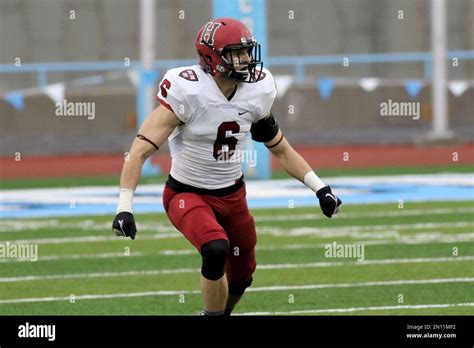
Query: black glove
112 212 137 240
316 186 342 218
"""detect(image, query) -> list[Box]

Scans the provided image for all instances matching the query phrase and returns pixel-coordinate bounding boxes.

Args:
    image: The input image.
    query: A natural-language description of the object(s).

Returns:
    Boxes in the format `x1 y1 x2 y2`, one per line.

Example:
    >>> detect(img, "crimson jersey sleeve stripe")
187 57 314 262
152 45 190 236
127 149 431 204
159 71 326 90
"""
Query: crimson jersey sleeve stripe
156 95 185 124
156 96 174 112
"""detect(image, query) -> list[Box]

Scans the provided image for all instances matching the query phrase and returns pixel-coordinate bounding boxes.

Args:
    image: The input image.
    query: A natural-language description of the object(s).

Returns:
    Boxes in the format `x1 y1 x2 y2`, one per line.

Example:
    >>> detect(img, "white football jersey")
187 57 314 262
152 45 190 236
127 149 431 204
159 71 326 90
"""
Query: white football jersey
156 65 277 189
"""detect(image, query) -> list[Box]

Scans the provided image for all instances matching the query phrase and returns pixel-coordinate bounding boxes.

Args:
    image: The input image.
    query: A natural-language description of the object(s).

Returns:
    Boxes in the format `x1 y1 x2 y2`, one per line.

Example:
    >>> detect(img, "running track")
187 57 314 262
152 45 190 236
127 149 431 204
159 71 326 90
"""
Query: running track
1 144 473 179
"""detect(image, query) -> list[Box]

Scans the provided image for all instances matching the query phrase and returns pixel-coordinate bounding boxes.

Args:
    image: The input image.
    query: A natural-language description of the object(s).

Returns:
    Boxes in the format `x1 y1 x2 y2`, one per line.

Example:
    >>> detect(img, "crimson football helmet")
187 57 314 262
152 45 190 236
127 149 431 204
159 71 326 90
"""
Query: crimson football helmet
195 18 263 83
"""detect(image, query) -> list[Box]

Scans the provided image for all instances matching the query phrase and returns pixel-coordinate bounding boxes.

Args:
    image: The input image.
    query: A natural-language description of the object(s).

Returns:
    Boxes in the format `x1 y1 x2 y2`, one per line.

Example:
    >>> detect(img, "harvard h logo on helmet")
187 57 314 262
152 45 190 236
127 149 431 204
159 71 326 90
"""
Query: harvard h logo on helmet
201 22 221 46
195 18 263 83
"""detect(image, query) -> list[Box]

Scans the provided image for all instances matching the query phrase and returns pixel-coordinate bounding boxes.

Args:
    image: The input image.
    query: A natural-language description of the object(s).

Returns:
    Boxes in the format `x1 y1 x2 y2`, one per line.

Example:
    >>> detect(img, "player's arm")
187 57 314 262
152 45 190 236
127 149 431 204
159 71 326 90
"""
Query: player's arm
112 105 182 239
119 105 181 191
264 129 311 183
251 113 342 218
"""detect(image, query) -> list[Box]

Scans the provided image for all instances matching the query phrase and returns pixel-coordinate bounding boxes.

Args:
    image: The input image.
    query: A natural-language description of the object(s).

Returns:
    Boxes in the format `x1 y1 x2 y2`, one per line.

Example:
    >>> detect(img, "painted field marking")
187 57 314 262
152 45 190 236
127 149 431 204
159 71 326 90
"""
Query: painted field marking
1 256 473 282
0 277 473 304
237 302 474 315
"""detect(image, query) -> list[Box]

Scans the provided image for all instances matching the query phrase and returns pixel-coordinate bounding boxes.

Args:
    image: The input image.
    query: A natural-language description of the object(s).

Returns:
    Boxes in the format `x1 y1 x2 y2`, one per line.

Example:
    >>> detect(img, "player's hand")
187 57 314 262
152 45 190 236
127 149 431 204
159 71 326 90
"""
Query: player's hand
112 212 137 240
316 186 342 218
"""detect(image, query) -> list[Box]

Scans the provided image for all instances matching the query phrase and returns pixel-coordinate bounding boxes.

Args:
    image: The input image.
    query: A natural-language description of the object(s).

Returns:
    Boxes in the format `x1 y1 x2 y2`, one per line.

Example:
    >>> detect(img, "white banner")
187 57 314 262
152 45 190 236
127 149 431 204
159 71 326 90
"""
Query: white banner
126 69 139 88
43 83 65 104
448 80 469 97
359 78 380 92
274 75 294 98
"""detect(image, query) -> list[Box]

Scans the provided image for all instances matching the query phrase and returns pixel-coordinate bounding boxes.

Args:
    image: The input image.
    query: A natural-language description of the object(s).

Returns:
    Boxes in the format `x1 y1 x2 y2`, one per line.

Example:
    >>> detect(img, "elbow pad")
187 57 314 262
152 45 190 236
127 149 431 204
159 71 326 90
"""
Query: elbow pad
250 113 280 143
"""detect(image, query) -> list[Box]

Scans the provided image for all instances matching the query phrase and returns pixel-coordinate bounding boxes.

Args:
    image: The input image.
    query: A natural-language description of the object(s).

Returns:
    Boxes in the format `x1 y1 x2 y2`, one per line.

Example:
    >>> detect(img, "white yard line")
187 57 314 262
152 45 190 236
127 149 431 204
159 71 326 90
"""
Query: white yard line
258 222 473 238
246 277 474 292
1 236 473 263
254 207 474 222
1 207 473 233
1 221 472 245
1 256 473 282
257 235 474 250
0 251 146 263
0 236 473 262
0 220 175 233
0 268 200 282
237 302 474 315
0 250 193 263
0 277 472 304
256 256 474 270
0 290 201 304
5 233 181 245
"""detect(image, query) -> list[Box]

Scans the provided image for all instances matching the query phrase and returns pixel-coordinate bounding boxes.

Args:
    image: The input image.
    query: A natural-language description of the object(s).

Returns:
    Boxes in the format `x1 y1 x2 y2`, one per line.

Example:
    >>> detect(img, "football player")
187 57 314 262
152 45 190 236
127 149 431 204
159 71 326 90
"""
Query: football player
113 18 341 316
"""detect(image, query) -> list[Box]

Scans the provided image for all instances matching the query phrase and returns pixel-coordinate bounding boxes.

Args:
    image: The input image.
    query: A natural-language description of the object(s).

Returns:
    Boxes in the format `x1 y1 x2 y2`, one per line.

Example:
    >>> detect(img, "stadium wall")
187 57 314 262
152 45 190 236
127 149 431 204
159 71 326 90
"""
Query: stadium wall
0 85 473 156
1 0 473 90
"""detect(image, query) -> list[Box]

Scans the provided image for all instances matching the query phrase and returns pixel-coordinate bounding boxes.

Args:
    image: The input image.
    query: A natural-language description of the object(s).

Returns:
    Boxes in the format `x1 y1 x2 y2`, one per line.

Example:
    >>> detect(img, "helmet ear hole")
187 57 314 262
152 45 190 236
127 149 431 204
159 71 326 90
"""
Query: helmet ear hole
205 55 213 62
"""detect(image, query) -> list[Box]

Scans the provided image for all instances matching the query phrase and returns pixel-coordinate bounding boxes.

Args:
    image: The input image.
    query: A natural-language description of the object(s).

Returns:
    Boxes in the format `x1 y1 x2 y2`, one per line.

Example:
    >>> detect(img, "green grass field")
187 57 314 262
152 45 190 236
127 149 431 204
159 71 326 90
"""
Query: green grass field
1 198 473 315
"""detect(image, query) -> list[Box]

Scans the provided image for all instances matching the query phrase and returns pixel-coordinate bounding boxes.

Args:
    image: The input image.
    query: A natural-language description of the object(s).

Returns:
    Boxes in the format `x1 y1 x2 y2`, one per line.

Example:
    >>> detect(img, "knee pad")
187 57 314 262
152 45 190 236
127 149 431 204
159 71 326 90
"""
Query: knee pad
228 277 253 296
200 239 229 281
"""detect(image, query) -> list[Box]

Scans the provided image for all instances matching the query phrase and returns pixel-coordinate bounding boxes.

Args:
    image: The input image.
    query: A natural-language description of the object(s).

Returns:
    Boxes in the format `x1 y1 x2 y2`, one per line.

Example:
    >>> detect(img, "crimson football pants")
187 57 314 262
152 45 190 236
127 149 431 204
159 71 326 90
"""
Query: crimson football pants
162 184 256 283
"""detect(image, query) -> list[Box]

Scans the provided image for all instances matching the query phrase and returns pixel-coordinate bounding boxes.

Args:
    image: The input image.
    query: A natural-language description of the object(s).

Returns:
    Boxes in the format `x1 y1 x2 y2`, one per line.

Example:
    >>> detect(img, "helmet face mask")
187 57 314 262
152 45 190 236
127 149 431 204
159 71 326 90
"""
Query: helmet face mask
220 41 263 82
196 18 263 83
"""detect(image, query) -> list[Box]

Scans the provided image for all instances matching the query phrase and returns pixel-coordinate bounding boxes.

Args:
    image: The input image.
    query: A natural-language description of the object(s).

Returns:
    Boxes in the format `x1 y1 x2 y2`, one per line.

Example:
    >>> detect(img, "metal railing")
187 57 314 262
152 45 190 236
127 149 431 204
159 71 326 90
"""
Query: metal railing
1 50 473 89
